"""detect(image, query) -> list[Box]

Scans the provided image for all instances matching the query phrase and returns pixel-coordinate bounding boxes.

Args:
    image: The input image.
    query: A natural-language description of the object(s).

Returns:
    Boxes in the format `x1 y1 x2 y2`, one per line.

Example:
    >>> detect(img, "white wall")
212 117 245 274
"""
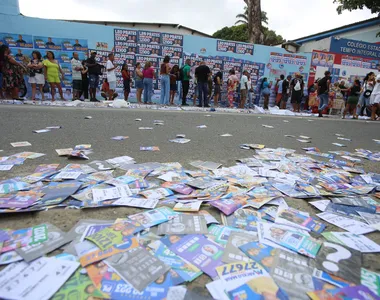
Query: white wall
299 37 332 53
339 24 380 43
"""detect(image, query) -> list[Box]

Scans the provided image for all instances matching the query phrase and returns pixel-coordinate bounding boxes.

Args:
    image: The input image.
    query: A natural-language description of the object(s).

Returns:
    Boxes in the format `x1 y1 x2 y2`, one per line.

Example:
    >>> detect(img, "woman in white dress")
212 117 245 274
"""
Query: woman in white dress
370 74 380 121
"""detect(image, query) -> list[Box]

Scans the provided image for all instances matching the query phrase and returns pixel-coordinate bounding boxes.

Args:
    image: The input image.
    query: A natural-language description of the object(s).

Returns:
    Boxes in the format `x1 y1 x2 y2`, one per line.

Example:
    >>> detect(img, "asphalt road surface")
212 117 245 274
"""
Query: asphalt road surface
0 104 379 296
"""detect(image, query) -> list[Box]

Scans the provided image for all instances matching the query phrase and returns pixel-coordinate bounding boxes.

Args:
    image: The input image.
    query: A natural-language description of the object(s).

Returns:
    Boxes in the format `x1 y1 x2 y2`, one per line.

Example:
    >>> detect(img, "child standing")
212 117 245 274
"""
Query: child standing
121 63 131 101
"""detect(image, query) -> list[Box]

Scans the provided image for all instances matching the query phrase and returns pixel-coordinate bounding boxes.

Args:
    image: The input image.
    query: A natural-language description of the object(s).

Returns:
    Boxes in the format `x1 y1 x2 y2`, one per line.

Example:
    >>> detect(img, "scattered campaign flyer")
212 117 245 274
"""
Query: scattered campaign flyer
322 231 380 253
210 196 248 215
170 234 225 278
222 231 258 264
0 257 79 300
128 206 179 228
36 181 82 207
74 144 91 150
330 196 372 207
316 241 362 285
105 246 171 292
1 227 33 253
86 261 182 299
239 241 277 272
85 220 144 250
308 285 378 300
11 141 32 147
53 171 82 180
262 223 321 258
221 209 260 232
0 165 13 171
162 182 194 195
140 187 173 199
92 185 132 202
207 224 244 246
157 215 208 235
16 223 70 262
111 136 129 140
276 208 326 233
51 268 106 300
173 201 203 212
361 268 380 296
270 250 316 300
317 212 375 235
309 200 331 212
357 211 380 225
79 236 139 267
0 250 23 265
112 196 159 208
140 146 160 151
148 240 203 282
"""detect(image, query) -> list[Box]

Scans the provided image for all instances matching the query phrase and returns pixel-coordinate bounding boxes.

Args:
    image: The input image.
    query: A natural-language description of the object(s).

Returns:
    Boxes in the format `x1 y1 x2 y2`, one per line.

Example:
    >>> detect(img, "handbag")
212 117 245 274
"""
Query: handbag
42 81 50 93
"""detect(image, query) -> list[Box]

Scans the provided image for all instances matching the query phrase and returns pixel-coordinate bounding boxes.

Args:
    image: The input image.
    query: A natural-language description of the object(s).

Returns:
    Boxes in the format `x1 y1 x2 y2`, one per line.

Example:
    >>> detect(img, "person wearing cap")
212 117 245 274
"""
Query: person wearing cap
86 51 101 102
239 70 249 109
290 72 304 113
317 71 331 117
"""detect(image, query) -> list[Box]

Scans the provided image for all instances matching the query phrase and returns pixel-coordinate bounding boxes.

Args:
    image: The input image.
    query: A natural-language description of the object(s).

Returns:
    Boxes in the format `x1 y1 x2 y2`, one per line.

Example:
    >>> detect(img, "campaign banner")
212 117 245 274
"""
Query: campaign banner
161 33 184 47
114 42 138 54
269 52 283 64
159 56 180 66
135 55 159 69
88 49 111 65
217 40 236 53
0 33 33 48
60 63 72 76
203 57 223 72
114 29 138 43
33 36 62 50
56 51 87 64
61 38 88 52
138 30 161 44
223 60 242 74
236 43 254 55
114 53 135 66
330 37 380 60
138 43 161 56
12 48 34 62
311 51 335 67
161 46 182 58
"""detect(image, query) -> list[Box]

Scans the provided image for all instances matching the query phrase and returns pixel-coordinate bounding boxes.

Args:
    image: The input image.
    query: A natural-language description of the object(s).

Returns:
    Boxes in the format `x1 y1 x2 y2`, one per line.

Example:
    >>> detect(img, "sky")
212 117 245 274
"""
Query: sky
18 0 376 40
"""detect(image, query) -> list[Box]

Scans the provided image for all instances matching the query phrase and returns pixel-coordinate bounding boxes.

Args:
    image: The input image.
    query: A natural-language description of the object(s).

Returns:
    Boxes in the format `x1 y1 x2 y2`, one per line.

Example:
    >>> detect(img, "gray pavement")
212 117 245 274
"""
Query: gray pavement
0 104 379 293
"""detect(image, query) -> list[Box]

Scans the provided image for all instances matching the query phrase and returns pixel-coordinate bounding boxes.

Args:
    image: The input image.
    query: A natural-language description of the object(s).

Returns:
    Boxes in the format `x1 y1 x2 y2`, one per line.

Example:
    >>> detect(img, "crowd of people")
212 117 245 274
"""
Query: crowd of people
1 44 379 120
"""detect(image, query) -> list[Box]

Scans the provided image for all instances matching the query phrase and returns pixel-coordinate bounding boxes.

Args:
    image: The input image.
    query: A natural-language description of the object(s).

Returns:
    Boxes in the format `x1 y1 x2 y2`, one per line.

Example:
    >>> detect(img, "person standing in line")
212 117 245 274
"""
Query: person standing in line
370 74 380 121
213 71 222 107
290 72 304 113
169 65 180 105
207 72 213 103
276 75 285 107
27 50 45 101
342 79 361 119
0 45 26 100
280 75 291 109
239 70 249 109
261 77 271 110
357 72 375 117
121 63 131 101
227 69 239 108
160 56 171 105
135 62 144 104
247 73 254 108
86 51 101 102
181 58 191 106
195 61 211 107
71 52 83 101
316 71 331 117
43 51 65 101
106 53 117 100
80 60 89 100
142 61 155 104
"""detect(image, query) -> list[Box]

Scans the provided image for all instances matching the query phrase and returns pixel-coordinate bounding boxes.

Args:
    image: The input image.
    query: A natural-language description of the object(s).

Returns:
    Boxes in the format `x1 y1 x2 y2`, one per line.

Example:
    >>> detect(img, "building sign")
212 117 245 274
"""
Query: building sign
330 37 380 60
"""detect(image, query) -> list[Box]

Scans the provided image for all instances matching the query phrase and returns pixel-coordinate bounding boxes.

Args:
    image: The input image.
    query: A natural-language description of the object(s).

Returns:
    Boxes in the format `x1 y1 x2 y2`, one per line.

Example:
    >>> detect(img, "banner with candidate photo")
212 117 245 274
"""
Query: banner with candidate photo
236 43 254 55
217 40 236 53
138 30 161 44
161 33 183 47
114 53 135 66
135 55 159 69
60 38 88 52
0 33 33 48
161 46 182 58
114 29 138 45
33 36 62 50
115 42 138 54
137 43 161 56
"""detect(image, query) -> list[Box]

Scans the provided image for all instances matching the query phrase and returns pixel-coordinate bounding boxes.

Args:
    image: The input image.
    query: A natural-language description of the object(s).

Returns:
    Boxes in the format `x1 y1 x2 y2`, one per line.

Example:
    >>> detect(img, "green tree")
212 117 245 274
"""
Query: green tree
334 0 380 14
235 7 268 26
213 24 249 43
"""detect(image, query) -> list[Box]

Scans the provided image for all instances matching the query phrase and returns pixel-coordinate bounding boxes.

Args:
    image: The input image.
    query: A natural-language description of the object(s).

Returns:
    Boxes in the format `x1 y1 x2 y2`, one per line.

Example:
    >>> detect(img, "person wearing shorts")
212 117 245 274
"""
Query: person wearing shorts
121 63 131 101
71 52 83 100
106 53 117 100
43 51 65 101
27 50 45 100
86 51 100 102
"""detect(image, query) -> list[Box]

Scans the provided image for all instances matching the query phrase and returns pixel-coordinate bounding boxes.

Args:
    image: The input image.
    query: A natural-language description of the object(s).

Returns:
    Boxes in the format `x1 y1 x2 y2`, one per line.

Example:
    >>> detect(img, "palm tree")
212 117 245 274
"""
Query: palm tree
235 7 268 26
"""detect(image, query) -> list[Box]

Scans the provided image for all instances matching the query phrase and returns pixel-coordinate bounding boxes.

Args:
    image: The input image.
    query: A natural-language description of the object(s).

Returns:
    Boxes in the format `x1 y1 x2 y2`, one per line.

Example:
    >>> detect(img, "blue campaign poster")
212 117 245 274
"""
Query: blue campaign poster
11 48 34 62
61 38 88 52
0 33 33 48
34 36 62 50
161 33 183 47
138 30 161 44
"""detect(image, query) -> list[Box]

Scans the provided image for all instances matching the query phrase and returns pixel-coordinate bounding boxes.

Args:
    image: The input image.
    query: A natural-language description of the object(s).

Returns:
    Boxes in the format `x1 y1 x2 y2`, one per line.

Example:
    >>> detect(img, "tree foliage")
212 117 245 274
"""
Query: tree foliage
334 0 380 14
235 8 268 25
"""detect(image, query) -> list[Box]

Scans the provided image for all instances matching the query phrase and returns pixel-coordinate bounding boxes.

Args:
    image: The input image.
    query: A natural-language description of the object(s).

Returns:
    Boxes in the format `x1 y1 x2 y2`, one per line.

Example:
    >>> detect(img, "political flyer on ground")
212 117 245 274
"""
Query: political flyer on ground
275 208 326 233
361 268 380 297
270 250 316 300
308 285 378 300
173 201 203 212
157 215 208 235
128 206 178 228
51 268 105 300
357 211 380 225
210 196 249 215
35 181 82 207
221 208 260 232
0 250 23 265
317 212 375 235
207 224 244 246
105 246 171 292
112 196 159 208
0 257 79 300
162 182 194 195
148 240 203 282
222 231 258 264
16 223 70 262
316 242 362 285
262 222 321 258
79 236 139 267
92 185 132 202
170 234 224 278
322 232 380 253
1 227 33 253
239 241 277 272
